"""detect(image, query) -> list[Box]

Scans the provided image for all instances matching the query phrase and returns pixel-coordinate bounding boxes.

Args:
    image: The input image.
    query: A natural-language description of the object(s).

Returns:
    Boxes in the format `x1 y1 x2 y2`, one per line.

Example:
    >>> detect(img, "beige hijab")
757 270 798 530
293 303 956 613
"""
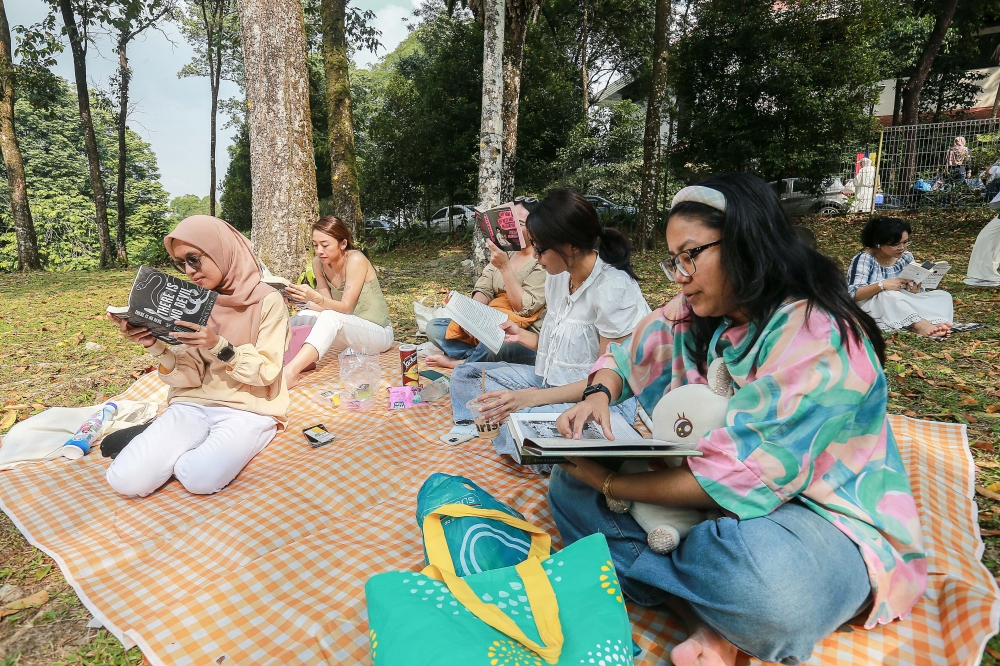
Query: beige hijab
165 216 274 347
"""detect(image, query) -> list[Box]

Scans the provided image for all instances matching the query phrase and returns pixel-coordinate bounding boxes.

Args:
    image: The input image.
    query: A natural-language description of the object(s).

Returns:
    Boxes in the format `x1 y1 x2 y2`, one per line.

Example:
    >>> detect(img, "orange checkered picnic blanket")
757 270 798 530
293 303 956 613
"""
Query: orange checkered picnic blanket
0 349 996 665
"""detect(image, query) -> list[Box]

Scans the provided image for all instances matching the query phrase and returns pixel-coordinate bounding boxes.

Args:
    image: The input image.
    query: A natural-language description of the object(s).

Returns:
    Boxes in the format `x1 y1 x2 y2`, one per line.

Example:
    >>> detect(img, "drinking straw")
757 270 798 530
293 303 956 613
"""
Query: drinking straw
481 368 486 393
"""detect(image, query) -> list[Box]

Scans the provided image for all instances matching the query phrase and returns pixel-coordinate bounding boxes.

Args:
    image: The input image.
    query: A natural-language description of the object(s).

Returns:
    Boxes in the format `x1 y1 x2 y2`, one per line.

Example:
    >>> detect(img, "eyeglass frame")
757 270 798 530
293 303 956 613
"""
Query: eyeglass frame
659 239 722 282
172 253 204 274
513 196 538 204
886 241 911 250
528 239 547 256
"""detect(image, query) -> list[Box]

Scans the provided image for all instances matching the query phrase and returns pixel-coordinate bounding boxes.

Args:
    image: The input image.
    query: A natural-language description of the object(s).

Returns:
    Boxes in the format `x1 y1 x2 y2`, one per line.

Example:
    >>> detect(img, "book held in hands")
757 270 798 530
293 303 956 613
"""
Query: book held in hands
475 203 525 252
443 290 508 354
896 260 951 290
507 412 703 465
106 266 217 345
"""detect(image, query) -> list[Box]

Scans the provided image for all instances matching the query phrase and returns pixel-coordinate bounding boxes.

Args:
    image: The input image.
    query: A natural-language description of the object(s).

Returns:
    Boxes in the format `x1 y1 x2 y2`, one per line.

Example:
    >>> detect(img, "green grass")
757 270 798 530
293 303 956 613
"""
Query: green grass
0 210 999 663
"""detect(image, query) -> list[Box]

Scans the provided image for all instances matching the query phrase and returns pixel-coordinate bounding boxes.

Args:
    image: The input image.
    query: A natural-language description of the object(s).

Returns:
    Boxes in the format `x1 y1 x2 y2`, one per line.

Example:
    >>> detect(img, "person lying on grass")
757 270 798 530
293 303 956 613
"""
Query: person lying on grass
282 216 394 389
549 173 926 666
425 197 546 369
106 215 289 497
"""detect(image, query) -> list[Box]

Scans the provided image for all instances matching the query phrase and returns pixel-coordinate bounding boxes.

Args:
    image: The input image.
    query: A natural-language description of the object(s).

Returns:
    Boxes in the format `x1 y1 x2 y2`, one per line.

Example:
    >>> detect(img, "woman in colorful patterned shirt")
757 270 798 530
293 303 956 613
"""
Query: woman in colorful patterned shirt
550 173 926 666
847 216 953 339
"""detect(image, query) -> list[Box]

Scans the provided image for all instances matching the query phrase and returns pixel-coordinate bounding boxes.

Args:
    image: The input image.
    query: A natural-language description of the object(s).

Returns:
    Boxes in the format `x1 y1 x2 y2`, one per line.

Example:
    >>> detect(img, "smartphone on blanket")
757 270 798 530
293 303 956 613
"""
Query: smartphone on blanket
303 424 335 448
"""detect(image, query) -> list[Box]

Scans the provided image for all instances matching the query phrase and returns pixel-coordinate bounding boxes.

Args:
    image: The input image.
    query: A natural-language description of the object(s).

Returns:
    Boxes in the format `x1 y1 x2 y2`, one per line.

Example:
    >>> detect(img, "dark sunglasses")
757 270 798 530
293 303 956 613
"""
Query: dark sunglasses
173 253 204 274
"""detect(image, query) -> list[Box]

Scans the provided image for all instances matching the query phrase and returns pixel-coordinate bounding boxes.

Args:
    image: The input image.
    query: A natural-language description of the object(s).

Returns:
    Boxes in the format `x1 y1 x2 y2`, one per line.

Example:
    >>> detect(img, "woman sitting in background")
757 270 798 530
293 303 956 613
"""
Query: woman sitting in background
426 198 545 368
283 217 394 387
847 216 953 339
447 188 650 459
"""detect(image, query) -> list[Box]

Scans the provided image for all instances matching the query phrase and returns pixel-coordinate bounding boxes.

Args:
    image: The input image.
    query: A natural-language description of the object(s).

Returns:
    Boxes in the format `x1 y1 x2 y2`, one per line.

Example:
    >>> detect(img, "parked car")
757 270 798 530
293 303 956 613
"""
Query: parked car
584 195 636 221
364 219 392 235
771 178 848 217
427 205 476 231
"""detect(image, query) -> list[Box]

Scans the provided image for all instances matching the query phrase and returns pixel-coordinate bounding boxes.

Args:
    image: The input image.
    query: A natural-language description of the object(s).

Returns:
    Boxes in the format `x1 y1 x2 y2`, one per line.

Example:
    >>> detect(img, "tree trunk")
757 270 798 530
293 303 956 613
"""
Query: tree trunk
58 0 114 268
0 0 41 270
115 42 129 266
209 3 223 216
891 77 902 126
899 0 959 127
321 0 363 239
499 0 536 201
637 0 670 252
992 73 999 119
580 0 588 115
474 0 505 273
236 0 319 280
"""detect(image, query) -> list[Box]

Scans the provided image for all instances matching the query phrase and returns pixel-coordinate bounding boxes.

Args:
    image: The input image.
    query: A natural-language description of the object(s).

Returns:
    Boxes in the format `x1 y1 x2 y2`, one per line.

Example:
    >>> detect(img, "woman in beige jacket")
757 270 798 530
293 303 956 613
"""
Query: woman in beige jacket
106 216 289 497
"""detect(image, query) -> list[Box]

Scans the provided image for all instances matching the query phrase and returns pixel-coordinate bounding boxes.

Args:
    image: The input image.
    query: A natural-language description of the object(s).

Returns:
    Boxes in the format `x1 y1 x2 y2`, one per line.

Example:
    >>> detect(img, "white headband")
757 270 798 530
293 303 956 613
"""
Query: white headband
672 185 727 212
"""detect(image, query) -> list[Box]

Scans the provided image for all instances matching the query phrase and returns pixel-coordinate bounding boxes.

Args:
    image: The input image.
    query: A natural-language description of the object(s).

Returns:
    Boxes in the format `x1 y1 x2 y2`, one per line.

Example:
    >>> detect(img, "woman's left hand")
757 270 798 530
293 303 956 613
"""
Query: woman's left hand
475 388 537 424
905 280 920 293
559 456 613 492
487 240 510 272
171 322 220 350
285 283 323 306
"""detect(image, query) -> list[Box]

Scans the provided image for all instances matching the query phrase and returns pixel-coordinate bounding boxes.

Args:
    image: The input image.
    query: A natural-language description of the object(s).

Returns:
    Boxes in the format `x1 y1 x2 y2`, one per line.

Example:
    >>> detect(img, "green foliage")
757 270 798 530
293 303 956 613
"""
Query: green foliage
669 0 886 183
219 120 252 232
176 0 244 87
552 100 644 207
0 77 169 270
168 194 213 227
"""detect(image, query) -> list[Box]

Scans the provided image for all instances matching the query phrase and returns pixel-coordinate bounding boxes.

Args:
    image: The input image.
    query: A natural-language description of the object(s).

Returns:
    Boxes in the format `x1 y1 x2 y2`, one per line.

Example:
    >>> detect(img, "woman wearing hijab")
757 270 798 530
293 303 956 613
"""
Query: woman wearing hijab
105 216 290 497
850 157 876 213
945 136 970 178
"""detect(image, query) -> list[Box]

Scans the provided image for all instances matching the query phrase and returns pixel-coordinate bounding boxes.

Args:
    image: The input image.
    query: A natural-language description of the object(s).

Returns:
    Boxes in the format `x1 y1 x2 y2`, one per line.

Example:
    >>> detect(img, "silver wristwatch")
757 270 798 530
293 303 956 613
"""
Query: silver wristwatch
878 280 885 292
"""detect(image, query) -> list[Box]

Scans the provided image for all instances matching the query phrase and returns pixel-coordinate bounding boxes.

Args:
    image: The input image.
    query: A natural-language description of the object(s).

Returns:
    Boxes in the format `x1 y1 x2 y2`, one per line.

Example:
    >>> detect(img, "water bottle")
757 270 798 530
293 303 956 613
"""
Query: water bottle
63 402 117 458
414 376 450 403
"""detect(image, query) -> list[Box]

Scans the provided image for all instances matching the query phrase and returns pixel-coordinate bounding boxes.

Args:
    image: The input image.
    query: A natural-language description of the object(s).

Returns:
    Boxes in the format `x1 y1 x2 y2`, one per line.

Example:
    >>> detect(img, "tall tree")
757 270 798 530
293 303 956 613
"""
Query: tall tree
474 0 504 271
56 0 115 267
636 0 669 252
236 0 319 279
898 0 959 126
499 0 540 200
320 0 376 239
0 0 41 270
106 0 176 265
178 0 242 216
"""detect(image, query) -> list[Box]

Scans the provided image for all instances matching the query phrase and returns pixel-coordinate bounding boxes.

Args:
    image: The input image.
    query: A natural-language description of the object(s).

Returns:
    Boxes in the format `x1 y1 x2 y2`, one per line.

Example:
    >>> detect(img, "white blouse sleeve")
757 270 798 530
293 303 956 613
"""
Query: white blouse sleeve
593 275 650 339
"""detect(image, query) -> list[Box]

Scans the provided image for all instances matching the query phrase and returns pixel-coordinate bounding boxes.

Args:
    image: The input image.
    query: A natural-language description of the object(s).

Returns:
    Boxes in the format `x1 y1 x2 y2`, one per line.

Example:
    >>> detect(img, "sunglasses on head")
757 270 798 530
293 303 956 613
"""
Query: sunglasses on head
513 196 538 204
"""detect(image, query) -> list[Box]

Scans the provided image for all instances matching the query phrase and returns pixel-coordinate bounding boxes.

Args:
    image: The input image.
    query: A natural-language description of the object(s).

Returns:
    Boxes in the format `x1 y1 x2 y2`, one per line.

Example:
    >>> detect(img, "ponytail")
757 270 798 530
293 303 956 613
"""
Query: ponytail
598 227 638 280
526 188 639 281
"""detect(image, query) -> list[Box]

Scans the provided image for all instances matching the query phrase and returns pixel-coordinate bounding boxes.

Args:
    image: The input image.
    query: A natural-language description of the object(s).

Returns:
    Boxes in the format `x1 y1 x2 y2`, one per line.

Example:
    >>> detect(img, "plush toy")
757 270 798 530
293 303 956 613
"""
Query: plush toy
617 358 733 554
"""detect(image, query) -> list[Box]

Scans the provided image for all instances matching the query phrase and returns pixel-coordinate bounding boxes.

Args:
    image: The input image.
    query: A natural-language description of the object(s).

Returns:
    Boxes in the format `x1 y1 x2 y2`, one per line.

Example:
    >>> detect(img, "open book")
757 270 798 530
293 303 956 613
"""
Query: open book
260 264 309 307
475 203 525 252
508 412 703 465
106 266 217 345
443 291 508 354
896 260 951 290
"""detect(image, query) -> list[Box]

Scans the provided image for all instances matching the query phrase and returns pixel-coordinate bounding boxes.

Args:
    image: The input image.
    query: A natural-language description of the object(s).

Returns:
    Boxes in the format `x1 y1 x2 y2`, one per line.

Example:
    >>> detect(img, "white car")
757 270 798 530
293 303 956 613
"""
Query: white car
427 205 476 231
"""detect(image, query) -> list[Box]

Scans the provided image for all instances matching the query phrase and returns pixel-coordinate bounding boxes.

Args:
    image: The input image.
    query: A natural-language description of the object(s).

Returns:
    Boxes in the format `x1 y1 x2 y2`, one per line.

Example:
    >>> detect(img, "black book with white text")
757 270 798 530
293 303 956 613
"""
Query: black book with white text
107 266 217 345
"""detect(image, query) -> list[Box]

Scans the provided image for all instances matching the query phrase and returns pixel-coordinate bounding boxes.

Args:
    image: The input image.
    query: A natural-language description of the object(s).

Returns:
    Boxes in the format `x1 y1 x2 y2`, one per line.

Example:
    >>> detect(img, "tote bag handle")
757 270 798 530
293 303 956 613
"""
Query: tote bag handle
421 504 563 663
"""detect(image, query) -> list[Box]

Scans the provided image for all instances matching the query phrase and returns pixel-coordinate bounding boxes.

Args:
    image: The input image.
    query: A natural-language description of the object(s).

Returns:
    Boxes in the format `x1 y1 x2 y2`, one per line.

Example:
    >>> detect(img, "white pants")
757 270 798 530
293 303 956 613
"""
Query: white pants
106 402 276 497
859 289 954 332
290 309 394 358
966 216 1000 286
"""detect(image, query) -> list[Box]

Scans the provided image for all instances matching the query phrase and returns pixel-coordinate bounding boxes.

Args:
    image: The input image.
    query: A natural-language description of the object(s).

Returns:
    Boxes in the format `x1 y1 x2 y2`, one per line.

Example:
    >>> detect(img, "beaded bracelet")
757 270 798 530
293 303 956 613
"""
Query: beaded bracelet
603 471 629 514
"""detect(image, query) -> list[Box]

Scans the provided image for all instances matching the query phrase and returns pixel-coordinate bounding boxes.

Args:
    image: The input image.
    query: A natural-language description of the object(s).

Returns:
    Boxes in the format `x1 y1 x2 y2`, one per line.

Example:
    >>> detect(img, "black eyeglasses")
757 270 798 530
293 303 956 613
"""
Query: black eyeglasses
514 196 538 204
529 239 547 255
660 240 722 282
173 253 204 274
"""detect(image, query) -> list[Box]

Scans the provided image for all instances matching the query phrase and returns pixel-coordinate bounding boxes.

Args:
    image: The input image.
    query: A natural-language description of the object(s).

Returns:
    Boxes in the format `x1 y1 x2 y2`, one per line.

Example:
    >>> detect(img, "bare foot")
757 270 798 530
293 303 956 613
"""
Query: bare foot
425 354 462 370
670 624 740 666
911 320 949 339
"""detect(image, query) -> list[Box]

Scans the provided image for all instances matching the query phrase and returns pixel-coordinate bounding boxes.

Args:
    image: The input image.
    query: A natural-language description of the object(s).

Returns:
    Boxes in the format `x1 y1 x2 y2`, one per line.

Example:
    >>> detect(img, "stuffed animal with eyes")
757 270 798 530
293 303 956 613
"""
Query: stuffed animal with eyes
617 358 732 554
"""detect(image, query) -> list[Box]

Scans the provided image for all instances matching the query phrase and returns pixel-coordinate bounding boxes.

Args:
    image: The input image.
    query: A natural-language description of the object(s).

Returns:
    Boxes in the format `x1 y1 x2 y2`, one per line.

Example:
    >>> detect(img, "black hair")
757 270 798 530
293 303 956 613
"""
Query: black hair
525 188 638 280
860 216 911 249
669 172 886 366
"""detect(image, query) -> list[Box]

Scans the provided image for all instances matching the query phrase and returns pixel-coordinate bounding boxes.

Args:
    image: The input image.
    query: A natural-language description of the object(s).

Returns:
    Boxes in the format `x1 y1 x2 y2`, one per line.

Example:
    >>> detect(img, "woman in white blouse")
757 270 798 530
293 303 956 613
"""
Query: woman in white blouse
447 189 651 463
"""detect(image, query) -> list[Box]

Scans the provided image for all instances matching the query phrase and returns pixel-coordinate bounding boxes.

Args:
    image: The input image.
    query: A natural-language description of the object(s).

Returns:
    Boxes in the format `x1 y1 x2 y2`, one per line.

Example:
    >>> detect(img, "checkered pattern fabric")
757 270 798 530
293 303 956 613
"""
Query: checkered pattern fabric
0 347 996 665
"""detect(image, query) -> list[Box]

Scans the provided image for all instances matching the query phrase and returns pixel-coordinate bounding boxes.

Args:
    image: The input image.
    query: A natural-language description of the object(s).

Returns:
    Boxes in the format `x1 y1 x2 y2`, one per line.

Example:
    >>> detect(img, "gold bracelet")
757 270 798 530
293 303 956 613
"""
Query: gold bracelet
603 471 629 514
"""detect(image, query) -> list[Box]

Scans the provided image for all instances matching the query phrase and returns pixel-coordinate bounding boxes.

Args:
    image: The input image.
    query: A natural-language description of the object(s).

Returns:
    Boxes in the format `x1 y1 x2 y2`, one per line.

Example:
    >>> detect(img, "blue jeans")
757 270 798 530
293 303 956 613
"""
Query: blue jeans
450 362 637 467
548 466 872 665
426 317 536 365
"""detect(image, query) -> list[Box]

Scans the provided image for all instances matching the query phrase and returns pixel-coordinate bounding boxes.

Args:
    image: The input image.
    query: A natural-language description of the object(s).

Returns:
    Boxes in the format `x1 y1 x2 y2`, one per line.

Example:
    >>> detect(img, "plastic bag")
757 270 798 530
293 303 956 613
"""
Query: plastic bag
339 347 382 412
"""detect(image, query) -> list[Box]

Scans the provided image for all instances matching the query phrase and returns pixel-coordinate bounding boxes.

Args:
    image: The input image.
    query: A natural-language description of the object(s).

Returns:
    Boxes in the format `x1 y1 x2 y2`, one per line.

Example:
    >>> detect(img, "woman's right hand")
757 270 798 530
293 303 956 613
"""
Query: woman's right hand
499 319 521 344
880 278 914 292
109 314 157 348
556 396 614 440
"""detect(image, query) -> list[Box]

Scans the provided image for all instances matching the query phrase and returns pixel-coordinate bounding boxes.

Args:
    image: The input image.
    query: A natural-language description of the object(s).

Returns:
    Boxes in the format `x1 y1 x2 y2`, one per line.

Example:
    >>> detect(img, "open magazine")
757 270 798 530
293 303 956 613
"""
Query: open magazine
896 260 951 290
106 266 217 345
508 412 703 465
443 291 508 354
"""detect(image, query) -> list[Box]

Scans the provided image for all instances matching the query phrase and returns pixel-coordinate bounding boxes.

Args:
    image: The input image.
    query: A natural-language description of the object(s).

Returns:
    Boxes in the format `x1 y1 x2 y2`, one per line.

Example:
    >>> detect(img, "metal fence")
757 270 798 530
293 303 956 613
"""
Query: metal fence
842 118 1000 212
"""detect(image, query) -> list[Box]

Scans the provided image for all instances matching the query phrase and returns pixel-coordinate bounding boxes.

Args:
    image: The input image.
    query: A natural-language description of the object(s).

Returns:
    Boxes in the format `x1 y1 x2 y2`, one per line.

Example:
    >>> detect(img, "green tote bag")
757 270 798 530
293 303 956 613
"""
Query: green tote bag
365 504 635 665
